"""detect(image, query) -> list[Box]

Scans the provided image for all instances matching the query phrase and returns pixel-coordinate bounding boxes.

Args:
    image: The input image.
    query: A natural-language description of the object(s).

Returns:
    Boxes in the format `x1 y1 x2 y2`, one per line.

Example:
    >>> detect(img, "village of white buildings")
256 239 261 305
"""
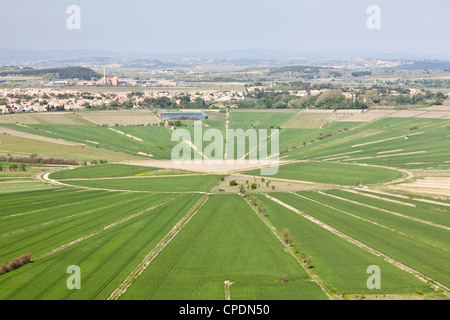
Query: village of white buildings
0 86 343 114
0 78 440 114
0 85 245 114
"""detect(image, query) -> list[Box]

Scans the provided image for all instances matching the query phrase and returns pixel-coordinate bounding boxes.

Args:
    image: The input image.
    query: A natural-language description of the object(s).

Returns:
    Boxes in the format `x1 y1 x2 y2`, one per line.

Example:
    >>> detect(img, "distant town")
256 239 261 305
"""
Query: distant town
2 85 448 115
0 86 246 114
1 62 449 114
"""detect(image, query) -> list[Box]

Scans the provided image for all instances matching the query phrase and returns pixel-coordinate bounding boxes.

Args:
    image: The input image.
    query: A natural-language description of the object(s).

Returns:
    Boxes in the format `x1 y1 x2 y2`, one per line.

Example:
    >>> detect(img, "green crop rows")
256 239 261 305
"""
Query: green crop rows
1 110 449 300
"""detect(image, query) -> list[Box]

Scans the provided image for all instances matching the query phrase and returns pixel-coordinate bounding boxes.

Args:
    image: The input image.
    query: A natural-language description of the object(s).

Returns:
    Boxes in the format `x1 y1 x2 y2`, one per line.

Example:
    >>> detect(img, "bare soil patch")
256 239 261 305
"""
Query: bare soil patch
336 110 395 122
285 109 359 128
215 173 335 193
415 111 450 119
391 177 450 197
81 114 160 126
119 159 292 174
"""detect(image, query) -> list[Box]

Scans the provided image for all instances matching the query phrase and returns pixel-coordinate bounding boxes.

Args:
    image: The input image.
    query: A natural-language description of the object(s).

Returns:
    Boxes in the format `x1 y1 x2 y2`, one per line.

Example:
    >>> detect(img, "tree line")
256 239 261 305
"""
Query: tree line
0 253 32 276
0 154 77 166
238 88 365 110
0 67 100 81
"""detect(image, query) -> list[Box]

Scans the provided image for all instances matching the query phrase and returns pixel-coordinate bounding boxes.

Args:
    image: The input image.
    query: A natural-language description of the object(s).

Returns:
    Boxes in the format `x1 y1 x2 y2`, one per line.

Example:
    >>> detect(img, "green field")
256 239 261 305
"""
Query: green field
0 192 202 299
120 194 329 300
0 123 178 160
61 174 224 192
1 109 449 300
282 117 450 169
245 161 404 186
229 111 296 130
48 164 159 179
253 193 433 295
269 191 450 291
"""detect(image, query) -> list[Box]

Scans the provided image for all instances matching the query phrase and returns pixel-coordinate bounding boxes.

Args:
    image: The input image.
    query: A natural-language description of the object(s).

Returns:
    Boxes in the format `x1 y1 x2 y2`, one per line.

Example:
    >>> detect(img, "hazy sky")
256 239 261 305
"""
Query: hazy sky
1 0 449 56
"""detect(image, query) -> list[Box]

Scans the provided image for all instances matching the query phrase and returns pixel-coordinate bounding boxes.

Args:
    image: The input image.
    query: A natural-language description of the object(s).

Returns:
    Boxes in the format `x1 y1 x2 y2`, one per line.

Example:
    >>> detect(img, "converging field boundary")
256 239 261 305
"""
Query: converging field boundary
107 194 209 300
243 196 333 300
266 194 450 297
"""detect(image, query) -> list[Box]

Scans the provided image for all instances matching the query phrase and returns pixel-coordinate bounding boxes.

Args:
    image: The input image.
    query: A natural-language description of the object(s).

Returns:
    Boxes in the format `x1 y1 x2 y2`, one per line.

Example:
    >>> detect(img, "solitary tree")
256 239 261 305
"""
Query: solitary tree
282 229 291 243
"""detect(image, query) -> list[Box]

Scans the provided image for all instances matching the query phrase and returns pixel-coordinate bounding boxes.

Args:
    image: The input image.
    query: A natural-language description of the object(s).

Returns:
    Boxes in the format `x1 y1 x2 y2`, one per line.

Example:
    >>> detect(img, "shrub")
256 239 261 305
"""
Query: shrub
229 180 237 186
300 251 307 261
306 256 313 268
258 205 267 214
0 155 77 166
0 253 32 276
250 183 257 189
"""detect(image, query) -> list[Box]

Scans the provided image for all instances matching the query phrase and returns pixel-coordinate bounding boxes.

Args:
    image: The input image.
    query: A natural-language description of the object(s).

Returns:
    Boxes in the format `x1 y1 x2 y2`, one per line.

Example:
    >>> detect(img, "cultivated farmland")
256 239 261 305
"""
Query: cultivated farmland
119 194 330 300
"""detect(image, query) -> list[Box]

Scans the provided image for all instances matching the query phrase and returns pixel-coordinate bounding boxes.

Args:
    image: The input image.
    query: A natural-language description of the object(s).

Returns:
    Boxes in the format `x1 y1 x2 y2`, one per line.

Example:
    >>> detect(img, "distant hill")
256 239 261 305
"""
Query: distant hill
387 60 450 71
0 47 448 62
0 66 101 80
